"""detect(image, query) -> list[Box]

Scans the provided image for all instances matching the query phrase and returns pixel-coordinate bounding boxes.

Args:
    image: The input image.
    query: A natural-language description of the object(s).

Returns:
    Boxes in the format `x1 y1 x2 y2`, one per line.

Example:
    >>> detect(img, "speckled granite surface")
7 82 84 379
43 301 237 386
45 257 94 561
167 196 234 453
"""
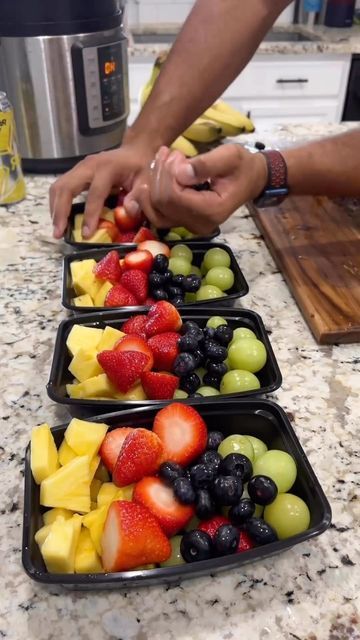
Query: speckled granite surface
0 123 359 640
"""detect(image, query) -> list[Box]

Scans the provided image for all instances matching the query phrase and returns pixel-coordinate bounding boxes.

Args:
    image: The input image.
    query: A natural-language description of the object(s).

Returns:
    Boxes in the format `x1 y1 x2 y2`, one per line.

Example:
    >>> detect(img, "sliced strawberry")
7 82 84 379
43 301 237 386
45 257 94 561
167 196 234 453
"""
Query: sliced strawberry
114 205 142 232
97 350 149 392
99 427 135 473
147 332 180 371
114 334 154 371
145 301 182 337
104 283 139 308
101 501 171 572
237 531 256 553
113 429 163 487
114 232 124 243
122 314 147 338
124 249 153 274
93 250 122 284
97 219 118 241
198 516 231 540
133 227 157 243
120 269 148 304
141 371 179 400
145 297 156 306
137 240 170 258
153 403 207 466
120 232 136 243
134 477 194 537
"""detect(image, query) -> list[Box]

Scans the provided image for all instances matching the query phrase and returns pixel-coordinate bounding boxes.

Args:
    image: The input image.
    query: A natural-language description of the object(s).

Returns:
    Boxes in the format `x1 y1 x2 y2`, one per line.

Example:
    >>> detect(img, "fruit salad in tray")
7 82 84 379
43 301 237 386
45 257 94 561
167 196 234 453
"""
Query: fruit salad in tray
63 242 248 312
22 400 331 588
47 306 282 412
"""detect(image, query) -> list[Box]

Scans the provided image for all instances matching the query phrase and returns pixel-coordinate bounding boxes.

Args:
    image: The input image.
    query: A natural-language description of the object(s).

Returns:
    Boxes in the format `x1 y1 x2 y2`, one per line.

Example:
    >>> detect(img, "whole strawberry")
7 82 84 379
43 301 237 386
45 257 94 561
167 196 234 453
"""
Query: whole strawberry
93 250 122 284
121 269 148 304
104 283 138 307
97 350 149 392
147 332 180 371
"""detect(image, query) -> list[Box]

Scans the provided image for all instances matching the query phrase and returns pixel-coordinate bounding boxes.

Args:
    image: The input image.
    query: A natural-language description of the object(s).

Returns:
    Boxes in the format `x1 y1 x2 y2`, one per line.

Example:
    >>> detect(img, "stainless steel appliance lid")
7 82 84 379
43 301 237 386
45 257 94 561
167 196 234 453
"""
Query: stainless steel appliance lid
0 0 125 37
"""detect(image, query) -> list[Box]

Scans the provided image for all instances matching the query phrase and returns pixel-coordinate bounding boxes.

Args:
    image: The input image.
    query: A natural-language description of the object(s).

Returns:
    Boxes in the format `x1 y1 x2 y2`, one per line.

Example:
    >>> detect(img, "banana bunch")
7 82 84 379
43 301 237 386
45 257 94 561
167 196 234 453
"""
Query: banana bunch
139 52 255 157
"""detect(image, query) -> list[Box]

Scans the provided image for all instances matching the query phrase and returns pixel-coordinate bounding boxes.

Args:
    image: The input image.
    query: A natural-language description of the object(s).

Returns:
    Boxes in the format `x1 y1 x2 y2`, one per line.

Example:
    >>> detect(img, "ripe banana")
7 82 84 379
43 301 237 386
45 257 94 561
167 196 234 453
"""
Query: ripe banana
202 106 247 137
183 118 224 143
139 52 168 107
171 135 198 157
212 100 255 133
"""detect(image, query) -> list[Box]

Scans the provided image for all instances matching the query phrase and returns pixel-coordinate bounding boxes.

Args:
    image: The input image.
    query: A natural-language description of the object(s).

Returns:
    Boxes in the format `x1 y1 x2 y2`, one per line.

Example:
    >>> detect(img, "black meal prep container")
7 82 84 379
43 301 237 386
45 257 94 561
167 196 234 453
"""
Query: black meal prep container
64 195 220 250
22 399 332 590
47 307 282 417
62 243 249 313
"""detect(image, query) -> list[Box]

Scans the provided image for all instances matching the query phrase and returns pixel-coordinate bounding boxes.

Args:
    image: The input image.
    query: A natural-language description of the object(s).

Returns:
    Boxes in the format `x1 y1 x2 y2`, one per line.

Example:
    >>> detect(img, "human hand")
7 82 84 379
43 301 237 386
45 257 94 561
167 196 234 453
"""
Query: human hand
137 144 268 234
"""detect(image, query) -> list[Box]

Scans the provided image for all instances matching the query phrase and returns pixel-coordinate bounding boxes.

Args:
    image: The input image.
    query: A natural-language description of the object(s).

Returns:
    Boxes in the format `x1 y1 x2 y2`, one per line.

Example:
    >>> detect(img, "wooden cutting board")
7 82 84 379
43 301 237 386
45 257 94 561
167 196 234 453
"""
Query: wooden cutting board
249 195 360 344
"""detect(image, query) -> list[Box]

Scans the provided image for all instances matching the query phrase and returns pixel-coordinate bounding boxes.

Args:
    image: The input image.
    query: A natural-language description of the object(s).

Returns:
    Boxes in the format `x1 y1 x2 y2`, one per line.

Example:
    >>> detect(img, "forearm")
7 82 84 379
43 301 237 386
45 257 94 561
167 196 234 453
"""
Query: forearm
283 129 360 197
125 0 291 151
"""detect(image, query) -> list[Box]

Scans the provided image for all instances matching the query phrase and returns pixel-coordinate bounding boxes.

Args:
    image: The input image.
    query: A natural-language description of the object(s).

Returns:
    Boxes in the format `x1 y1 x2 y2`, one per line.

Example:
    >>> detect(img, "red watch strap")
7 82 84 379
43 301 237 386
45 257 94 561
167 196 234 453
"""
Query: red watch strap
261 150 288 190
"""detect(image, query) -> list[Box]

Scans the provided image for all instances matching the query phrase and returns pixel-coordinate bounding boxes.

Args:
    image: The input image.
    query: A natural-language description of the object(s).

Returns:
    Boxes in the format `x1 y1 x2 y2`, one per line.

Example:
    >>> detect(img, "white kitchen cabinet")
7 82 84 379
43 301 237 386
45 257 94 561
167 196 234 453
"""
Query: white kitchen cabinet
128 54 352 128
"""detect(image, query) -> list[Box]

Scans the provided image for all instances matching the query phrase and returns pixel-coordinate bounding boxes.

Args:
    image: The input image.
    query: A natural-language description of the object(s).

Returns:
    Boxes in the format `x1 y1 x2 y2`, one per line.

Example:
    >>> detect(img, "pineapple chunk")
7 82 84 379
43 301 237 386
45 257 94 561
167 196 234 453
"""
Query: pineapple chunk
31 423 59 485
70 259 96 282
41 515 82 574
70 258 101 299
90 478 102 502
68 348 103 383
64 418 108 459
118 484 135 501
72 228 112 243
97 482 119 507
95 462 110 483
66 325 103 357
66 373 117 399
58 439 77 466
40 456 91 514
74 213 84 230
114 383 147 401
100 207 115 223
43 508 73 526
72 294 94 307
89 455 100 481
97 326 125 351
75 528 103 574
35 523 54 549
94 281 113 307
83 506 108 555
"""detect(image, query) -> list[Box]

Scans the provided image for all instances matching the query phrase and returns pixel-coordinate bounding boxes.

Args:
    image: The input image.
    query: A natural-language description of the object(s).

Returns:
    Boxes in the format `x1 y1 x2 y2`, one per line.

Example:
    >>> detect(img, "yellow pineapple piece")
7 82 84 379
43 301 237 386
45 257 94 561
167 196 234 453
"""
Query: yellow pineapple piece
43 508 73 526
74 213 84 230
40 514 82 574
70 258 96 282
64 418 108 459
66 373 117 399
90 479 102 502
72 294 94 307
58 439 77 466
100 207 115 223
35 523 54 549
40 455 91 513
83 505 108 555
95 462 110 483
114 383 147 401
118 484 135 501
73 269 102 300
68 348 103 383
72 228 112 243
74 527 103 574
31 423 59 485
66 325 103 357
89 455 100 481
94 281 113 307
97 326 125 351
97 482 119 507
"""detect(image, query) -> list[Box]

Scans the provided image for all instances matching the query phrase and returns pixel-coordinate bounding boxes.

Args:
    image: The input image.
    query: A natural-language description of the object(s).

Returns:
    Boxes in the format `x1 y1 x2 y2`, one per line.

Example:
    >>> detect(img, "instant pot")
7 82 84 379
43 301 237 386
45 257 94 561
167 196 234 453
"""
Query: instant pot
0 0 129 172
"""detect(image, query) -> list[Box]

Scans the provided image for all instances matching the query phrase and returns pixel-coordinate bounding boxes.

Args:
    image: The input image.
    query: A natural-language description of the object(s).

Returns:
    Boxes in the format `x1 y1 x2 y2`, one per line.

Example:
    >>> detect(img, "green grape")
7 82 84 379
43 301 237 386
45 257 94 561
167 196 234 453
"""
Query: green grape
253 450 297 493
218 434 255 462
245 435 268 461
197 386 220 397
264 494 310 540
203 247 231 271
160 536 185 567
165 232 182 241
231 327 257 343
183 231 196 239
135 563 156 570
228 339 267 373
184 292 197 303
185 515 201 532
171 226 188 238
196 285 226 301
206 316 228 329
173 389 188 399
224 357 230 370
170 244 193 262
220 369 260 394
200 261 207 276
189 265 202 277
205 266 234 291
195 367 207 382
168 257 192 276
254 504 264 518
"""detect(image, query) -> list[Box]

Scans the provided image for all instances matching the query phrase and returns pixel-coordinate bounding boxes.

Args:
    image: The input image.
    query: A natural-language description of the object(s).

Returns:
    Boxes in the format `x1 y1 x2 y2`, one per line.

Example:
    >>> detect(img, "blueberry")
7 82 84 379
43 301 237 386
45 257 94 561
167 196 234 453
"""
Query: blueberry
202 327 216 341
244 518 278 545
183 275 202 293
148 272 165 289
203 373 221 390
212 475 243 506
178 333 200 353
203 340 227 362
180 373 201 395
172 274 186 289
229 499 255 525
192 349 205 368
173 353 197 376
153 254 169 274
207 431 224 450
167 286 183 299
218 453 253 483
213 524 240 556
195 489 217 520
215 325 233 346
173 477 196 505
198 450 222 473
247 475 278 506
190 464 216 490
207 361 228 377
180 530 213 562
181 321 203 341
152 288 168 301
159 462 185 485
171 296 185 306
163 269 173 283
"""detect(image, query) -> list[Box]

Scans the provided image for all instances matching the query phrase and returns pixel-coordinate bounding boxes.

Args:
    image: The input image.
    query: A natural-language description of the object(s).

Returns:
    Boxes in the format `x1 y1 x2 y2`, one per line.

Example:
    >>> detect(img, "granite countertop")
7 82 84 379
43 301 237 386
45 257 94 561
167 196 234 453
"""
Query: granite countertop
1 123 359 640
127 24 360 59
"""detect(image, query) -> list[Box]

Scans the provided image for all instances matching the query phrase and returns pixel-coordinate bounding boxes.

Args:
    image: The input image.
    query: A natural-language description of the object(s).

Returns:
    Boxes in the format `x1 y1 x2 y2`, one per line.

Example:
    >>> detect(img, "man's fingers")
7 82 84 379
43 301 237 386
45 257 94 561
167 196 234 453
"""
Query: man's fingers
83 170 115 237
176 144 242 186
137 183 169 228
50 160 94 238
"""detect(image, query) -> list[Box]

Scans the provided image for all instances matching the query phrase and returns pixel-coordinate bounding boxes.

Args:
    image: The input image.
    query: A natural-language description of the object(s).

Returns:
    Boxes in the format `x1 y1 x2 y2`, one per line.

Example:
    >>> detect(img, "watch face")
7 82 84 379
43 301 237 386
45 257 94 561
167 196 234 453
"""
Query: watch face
254 188 288 208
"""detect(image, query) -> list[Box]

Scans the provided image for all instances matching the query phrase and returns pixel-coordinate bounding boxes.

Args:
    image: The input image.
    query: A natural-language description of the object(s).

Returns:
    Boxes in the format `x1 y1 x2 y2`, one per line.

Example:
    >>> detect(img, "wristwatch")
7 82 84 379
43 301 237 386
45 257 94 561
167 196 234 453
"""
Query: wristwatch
253 150 289 208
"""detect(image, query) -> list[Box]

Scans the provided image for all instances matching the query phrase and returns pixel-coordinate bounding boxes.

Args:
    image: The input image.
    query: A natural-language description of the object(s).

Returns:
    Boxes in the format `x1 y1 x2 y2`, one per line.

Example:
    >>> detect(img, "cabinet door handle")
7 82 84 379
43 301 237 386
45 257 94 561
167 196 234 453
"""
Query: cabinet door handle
276 78 309 84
